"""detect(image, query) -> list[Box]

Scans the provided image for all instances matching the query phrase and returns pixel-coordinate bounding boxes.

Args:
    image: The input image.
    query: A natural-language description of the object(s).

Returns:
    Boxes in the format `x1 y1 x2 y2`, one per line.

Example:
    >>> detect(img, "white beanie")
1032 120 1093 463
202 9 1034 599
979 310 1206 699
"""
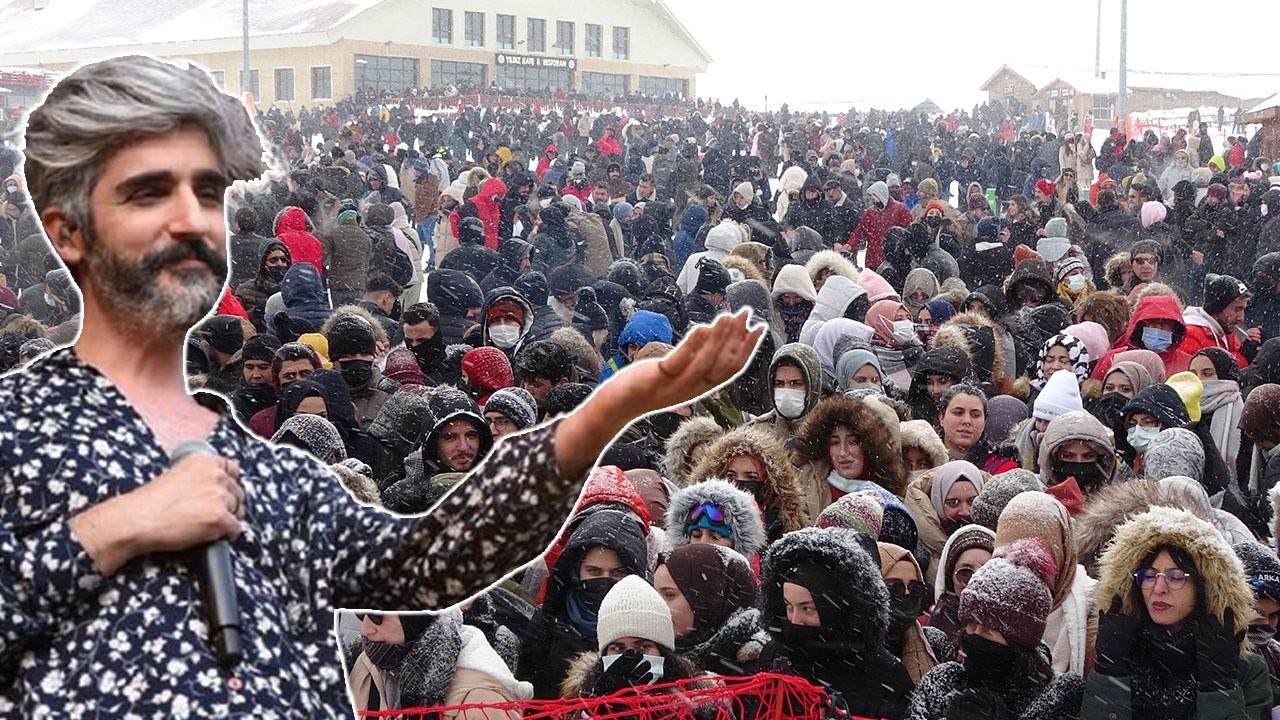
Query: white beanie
1033 369 1083 422
733 181 755 203
596 575 675 653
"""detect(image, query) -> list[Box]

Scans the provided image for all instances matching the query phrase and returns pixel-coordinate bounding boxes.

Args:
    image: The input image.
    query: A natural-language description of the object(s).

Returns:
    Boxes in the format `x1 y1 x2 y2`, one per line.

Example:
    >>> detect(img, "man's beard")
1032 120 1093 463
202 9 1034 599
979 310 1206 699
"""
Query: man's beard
82 223 227 337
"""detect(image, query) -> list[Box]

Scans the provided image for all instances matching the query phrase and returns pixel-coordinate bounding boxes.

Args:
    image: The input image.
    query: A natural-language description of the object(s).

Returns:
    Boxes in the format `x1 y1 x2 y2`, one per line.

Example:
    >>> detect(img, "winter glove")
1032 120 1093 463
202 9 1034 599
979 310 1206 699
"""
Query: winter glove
1195 606 1243 692
590 650 653 697
1094 596 1141 677
946 689 1009 720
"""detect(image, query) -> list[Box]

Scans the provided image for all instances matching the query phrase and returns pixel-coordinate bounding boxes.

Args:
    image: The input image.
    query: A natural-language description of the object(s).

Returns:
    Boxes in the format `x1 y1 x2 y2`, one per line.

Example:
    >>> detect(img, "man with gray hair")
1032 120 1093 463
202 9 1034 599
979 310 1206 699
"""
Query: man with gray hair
0 55 763 717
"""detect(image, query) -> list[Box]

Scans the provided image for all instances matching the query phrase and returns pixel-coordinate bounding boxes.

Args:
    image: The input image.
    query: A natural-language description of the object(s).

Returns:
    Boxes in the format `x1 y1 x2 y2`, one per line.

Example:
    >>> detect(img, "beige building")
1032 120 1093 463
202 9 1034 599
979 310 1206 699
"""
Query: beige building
0 0 710 109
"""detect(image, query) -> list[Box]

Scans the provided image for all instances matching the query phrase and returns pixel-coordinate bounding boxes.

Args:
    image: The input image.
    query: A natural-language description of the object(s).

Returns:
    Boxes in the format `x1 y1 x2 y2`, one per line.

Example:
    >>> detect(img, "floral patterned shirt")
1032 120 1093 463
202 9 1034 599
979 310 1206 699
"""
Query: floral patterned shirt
1 349 582 718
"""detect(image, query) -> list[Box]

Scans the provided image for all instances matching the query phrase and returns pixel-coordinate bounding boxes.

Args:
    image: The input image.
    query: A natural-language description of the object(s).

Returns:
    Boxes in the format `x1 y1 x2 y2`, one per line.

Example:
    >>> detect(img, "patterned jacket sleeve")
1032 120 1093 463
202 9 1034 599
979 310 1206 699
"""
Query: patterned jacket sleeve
318 420 586 610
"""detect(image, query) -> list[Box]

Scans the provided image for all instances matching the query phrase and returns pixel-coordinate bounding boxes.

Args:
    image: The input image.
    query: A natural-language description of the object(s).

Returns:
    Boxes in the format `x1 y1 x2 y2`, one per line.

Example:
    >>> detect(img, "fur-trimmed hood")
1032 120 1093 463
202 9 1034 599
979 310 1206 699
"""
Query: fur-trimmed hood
662 416 725 487
805 274 866 325
1074 478 1251 577
686 425 809 535
932 310 1008 382
722 254 770 286
899 419 948 468
806 250 861 289
794 396 906 495
665 480 768 558
322 303 391 348
558 648 711 700
1094 506 1254 651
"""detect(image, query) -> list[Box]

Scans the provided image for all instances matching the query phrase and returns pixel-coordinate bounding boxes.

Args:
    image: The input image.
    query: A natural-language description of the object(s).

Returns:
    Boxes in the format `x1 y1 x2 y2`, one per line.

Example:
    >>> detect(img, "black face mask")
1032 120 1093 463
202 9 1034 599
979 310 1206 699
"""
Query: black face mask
575 577 617 615
340 359 374 390
887 592 926 636
410 335 446 372
1052 460 1105 490
235 383 277 414
389 300 402 322
265 264 288 284
940 517 971 536
781 621 842 665
960 631 1017 688
441 199 459 214
363 641 409 671
925 216 944 228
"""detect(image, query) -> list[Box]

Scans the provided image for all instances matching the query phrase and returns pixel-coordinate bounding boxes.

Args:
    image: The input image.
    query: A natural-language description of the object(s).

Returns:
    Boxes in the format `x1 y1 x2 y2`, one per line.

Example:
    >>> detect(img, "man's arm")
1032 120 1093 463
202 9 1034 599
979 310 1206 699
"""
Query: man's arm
325 311 764 610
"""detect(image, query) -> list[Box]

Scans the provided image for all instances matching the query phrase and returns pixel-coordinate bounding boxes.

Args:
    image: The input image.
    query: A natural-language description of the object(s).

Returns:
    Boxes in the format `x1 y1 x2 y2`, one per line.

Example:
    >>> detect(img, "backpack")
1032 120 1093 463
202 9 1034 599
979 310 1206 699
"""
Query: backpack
368 227 414 287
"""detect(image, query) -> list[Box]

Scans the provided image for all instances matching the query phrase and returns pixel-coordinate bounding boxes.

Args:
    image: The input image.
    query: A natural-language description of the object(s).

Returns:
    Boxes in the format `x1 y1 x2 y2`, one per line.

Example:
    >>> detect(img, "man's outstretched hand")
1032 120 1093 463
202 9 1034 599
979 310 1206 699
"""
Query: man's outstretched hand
554 310 764 479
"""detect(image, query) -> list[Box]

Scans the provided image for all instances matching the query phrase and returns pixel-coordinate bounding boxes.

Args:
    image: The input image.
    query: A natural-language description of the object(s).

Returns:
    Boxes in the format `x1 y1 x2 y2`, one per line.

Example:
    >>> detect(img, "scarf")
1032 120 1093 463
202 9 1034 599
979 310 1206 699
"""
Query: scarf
1131 623 1198 720
1199 379 1243 467
827 468 873 496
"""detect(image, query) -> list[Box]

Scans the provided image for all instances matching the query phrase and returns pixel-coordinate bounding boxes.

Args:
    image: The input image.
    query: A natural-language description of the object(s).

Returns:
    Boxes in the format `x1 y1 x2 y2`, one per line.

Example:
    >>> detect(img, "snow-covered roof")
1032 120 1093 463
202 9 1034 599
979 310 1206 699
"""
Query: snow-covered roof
0 0 383 55
987 64 1277 103
1247 91 1280 115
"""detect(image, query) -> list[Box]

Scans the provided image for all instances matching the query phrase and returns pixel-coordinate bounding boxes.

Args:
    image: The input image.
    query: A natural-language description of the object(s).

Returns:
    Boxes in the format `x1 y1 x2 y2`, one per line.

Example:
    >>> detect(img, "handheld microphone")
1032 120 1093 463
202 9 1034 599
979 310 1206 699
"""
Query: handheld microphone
171 440 244 668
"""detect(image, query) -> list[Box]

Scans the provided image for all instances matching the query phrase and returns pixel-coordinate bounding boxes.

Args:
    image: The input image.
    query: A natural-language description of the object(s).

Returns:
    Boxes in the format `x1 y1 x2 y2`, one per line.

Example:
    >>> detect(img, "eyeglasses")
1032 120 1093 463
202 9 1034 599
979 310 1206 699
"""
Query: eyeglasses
1133 256 1158 266
689 502 726 524
884 579 929 599
356 613 385 625
953 567 976 583
1134 569 1193 590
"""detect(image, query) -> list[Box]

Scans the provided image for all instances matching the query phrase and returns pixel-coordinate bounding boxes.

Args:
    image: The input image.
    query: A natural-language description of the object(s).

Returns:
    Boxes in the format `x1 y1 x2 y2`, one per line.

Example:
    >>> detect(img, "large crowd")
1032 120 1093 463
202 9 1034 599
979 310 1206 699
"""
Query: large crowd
2 85 1280 719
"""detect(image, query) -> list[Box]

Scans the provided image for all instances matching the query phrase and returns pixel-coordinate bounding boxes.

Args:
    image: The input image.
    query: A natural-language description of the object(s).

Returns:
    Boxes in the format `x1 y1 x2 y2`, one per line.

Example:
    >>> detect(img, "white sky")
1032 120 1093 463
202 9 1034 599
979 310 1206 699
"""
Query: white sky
663 0 1280 112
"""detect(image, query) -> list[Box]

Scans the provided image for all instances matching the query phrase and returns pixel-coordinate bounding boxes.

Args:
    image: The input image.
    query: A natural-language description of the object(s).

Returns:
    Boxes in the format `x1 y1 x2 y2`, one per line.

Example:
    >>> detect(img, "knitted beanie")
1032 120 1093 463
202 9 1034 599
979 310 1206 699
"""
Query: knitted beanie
815 489 886 536
1054 256 1086 284
1037 233 1070 263
970 469 1045 530
1203 274 1250 316
596 575 675 652
1233 541 1280 602
1241 384 1280 445
199 315 245 355
958 537 1056 649
326 315 376 359
1033 369 1084 422
484 387 538 430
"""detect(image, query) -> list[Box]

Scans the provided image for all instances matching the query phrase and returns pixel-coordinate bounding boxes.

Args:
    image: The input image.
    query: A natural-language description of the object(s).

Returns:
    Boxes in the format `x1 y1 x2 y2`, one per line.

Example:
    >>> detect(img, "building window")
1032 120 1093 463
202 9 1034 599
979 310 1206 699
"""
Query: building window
1092 94 1115 122
311 66 332 100
354 54 420 95
585 24 602 58
242 68 260 99
496 14 515 50
209 70 225 88
431 60 486 90
555 21 574 56
274 68 295 102
432 8 452 44
612 26 629 60
465 11 484 47
527 18 545 53
581 71 628 96
639 76 687 99
495 64 572 94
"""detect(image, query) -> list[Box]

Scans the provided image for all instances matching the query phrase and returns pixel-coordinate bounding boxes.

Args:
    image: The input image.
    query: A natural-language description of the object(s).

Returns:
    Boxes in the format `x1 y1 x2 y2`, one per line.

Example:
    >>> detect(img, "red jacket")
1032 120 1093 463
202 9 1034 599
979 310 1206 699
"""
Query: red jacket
1178 306 1248 367
274 207 324 274
456 177 508 251
597 134 622 157
1091 294 1192 380
848 198 912 269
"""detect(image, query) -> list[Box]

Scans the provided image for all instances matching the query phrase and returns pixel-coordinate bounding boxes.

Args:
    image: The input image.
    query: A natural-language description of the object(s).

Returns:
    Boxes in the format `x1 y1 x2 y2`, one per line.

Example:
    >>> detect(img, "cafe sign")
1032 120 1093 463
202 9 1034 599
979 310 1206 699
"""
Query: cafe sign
495 53 577 70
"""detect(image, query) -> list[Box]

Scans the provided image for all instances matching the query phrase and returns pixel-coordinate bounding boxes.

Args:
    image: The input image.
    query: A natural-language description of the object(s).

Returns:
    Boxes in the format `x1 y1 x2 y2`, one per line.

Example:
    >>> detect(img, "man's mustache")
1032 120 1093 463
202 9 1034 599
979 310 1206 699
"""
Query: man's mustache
140 241 227 276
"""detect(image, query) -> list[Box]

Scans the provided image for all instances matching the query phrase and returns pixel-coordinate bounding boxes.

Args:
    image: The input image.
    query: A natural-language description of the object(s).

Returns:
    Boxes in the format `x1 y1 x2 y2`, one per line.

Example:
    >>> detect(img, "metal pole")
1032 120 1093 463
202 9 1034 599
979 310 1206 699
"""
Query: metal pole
1118 0 1127 125
242 0 250 97
1095 0 1102 78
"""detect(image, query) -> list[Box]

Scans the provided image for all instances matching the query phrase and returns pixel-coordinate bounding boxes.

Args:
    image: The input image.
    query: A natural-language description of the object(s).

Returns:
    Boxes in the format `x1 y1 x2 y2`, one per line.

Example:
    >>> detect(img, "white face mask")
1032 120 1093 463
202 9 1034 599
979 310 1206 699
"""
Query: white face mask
890 319 916 345
540 197 553 208
488 323 521 349
1066 274 1088 292
907 469 927 484
1127 425 1160 452
774 388 806 419
600 653 665 685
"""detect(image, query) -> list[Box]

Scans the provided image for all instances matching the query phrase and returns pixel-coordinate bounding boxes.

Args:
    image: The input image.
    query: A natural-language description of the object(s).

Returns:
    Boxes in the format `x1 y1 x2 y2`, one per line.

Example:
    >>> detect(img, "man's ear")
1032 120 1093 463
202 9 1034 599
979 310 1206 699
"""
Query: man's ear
41 206 85 267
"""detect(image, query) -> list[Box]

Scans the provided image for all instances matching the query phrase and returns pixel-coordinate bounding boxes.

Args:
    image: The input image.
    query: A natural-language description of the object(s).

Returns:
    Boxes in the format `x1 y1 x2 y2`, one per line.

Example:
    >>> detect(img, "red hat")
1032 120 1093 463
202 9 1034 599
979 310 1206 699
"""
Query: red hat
924 199 948 216
1035 179 1056 198
1013 244 1044 265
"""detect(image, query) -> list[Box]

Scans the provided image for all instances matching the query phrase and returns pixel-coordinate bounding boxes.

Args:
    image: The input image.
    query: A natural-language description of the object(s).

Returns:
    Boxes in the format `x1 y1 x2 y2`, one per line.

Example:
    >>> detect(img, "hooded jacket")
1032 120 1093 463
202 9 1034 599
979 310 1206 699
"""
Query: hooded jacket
273 206 324 273
664 480 768 560
793 396 907 523
677 222 741 295
275 262 332 337
1180 305 1247 368
797 275 868 348
685 425 808 543
749 342 822 452
673 204 709 271
1092 295 1192 381
849 184 913 270
234 240 293 333
1037 410 1117 497
454 177 507 251
427 269 484 346
1081 506 1269 720
598 310 673 383
478 287 534 361
931 310 1020 396
757 528 914 720
662 416 725 487
322 213 373 294
805 249 861 289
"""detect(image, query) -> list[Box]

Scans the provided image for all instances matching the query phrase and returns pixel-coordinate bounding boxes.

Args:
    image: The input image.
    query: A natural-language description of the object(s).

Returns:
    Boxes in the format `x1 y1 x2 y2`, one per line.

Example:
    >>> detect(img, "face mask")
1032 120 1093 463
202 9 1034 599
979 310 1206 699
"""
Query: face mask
907 469 927 484
960 632 1017 689
389 300 402 322
914 323 936 341
1066 274 1088 292
265 264 288 284
488 323 521 349
1140 326 1174 353
873 199 885 210
411 336 445 371
887 593 924 635
441 199 459 213
1127 425 1160 452
1262 446 1279 464
1248 625 1276 648
600 653 665 685
774 388 806 419
44 292 59 309
575 577 617 614
780 621 840 663
363 641 409 671
1052 460 1105 490
925 215 943 228
340 359 374 389
890 319 916 345
540 197 553 208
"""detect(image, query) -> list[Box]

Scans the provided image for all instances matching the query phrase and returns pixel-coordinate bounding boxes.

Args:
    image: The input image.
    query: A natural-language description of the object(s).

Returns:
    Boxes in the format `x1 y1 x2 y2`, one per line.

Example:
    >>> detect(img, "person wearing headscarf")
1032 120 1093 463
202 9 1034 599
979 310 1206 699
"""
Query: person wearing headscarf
993 491 1097 676
902 267 941 318
865 299 924 384
1188 348 1244 469
906 347 973 431
904 460 987 572
878 543 944 686
1081 507 1269 720
770 264 818 344
909 539 1085 720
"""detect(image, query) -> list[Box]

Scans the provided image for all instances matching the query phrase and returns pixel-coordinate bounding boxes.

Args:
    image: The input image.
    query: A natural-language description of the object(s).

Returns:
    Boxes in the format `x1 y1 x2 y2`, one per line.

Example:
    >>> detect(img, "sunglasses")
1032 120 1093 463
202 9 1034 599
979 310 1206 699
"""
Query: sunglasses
689 502 726 524
356 613 385 625
1133 256 1158 266
884 579 929 599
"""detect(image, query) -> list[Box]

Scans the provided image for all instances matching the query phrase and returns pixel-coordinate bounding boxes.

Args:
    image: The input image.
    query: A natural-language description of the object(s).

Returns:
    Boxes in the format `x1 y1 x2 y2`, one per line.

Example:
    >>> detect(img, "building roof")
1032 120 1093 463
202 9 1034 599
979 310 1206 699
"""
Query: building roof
983 64 1277 104
647 0 712 66
1247 91 1280 115
979 65 1058 93
0 0 384 54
